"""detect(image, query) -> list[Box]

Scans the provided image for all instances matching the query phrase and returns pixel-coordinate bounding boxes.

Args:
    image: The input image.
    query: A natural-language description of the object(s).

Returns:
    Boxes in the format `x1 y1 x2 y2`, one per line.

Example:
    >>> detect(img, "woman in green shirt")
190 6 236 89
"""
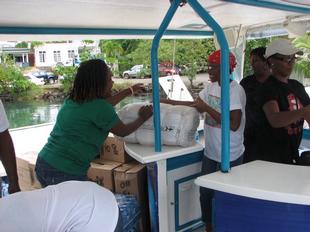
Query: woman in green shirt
35 59 153 187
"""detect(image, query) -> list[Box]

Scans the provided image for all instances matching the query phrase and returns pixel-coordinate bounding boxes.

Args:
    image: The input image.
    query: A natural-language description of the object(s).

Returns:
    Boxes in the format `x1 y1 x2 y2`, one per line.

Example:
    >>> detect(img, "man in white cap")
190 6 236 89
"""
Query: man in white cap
255 38 310 164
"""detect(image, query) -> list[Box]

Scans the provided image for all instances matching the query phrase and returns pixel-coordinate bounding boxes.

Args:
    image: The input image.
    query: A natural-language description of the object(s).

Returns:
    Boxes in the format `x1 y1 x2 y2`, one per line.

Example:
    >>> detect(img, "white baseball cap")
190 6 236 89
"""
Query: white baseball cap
264 38 303 59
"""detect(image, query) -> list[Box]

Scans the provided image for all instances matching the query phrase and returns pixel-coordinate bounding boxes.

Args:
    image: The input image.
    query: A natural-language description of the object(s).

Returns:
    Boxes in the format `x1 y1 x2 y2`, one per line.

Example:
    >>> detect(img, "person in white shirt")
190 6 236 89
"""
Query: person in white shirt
0 100 20 194
161 50 245 232
196 50 245 232
0 181 121 232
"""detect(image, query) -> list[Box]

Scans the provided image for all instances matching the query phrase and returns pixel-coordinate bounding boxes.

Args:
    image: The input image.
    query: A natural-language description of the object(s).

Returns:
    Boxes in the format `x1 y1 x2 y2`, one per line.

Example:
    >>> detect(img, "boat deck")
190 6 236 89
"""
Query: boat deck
0 123 54 177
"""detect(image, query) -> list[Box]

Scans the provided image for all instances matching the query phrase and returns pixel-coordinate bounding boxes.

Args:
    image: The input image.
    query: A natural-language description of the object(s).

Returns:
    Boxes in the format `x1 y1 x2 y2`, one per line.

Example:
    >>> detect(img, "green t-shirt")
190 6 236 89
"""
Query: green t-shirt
39 99 119 176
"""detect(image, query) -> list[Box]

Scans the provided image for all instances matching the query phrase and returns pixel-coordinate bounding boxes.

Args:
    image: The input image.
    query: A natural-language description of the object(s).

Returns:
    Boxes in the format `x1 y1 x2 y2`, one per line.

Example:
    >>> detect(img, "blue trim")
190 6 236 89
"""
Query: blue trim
146 163 159 232
183 222 205 232
303 129 310 140
188 0 230 172
174 174 203 231
151 0 181 152
0 26 213 37
167 151 203 171
223 0 310 14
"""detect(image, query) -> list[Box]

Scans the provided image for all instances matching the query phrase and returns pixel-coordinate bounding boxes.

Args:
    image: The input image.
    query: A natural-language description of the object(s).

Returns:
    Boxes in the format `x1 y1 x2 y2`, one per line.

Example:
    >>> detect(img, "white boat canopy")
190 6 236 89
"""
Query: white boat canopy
0 0 309 41
0 0 309 164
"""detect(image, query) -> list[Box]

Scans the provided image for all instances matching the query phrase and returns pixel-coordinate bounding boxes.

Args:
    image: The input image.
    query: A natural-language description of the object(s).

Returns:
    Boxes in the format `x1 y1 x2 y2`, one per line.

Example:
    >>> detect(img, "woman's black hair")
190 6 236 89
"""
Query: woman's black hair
68 59 110 103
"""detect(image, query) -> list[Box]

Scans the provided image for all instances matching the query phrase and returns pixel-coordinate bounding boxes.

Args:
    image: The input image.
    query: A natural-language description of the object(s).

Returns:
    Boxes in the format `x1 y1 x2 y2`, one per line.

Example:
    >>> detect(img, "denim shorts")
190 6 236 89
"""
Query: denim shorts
35 156 87 187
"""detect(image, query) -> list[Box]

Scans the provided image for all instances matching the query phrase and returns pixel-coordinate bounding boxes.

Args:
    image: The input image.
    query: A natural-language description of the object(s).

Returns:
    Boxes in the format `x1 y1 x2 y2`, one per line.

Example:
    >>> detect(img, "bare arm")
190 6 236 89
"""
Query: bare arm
0 130 20 193
110 105 153 137
230 110 242 131
192 97 242 131
160 98 194 106
107 83 146 106
263 100 310 128
106 88 132 106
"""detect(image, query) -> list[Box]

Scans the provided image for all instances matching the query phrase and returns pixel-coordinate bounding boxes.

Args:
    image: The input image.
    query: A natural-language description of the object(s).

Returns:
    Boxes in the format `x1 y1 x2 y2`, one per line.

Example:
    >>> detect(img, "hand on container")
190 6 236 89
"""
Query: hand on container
139 105 153 121
190 98 207 113
131 83 146 96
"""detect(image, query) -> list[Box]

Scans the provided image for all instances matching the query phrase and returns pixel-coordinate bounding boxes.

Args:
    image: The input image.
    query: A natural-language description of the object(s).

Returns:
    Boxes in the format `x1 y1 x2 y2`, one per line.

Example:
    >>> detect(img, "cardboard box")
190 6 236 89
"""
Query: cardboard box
114 162 150 231
16 151 41 191
16 157 33 191
100 136 133 163
28 162 41 189
87 161 121 192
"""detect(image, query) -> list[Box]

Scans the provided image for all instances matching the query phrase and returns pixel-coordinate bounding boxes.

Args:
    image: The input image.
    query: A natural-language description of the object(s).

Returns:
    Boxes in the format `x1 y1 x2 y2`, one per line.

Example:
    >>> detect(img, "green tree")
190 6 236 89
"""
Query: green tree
183 62 198 88
293 35 310 78
243 38 270 77
15 42 28 48
79 47 92 62
127 39 215 76
0 56 40 100
30 41 44 49
83 40 94 44
126 40 151 67
117 40 141 73
53 66 78 93
99 40 124 76
176 39 215 73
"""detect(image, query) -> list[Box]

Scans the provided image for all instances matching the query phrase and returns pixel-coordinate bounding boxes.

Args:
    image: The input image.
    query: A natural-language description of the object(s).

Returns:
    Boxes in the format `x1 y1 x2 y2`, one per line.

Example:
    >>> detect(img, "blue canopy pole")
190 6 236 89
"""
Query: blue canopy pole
188 0 230 172
151 0 181 152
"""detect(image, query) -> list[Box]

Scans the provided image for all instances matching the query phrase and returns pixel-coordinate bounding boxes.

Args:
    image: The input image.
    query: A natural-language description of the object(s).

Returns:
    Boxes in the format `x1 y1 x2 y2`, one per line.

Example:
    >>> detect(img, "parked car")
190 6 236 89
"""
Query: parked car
122 64 181 78
24 73 45 85
122 65 144 79
31 70 58 84
158 64 180 76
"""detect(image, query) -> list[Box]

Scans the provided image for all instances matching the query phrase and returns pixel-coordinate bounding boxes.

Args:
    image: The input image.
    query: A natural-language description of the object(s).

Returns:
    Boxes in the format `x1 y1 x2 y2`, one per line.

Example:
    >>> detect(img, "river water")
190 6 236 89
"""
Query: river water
3 95 151 128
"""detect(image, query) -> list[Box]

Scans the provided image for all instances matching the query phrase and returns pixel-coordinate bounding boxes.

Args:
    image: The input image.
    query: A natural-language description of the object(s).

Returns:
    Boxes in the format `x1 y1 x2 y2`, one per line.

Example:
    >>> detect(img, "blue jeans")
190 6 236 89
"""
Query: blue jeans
200 155 243 225
35 157 87 187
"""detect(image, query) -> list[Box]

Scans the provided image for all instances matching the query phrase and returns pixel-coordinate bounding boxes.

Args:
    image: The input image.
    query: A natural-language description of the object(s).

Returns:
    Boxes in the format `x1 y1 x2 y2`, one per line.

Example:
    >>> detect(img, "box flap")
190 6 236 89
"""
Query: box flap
127 164 146 174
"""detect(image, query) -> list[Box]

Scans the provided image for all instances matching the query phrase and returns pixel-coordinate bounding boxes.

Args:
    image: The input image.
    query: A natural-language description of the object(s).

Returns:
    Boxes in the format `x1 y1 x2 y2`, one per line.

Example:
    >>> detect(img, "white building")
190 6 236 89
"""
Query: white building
34 41 79 67
34 40 100 67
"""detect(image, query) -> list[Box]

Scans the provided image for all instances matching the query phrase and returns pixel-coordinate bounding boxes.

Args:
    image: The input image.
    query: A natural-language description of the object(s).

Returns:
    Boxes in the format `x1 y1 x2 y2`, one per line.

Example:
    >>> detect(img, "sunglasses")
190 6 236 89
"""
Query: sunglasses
272 55 297 64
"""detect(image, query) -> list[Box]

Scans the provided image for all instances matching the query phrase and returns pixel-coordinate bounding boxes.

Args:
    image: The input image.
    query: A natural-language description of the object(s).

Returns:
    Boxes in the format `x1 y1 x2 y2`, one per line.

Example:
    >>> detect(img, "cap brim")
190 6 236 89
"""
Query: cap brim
281 47 303 56
265 49 303 58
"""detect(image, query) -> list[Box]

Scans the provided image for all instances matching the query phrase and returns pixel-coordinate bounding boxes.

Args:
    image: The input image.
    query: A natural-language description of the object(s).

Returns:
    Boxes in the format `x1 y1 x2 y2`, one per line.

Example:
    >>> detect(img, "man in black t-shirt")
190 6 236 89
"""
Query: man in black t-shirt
256 39 310 164
240 47 270 163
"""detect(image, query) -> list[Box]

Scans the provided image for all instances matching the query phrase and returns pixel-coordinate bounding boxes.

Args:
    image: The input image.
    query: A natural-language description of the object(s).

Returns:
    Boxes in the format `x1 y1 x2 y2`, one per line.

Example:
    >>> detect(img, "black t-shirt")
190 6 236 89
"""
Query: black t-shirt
256 75 310 164
240 74 263 140
240 74 264 162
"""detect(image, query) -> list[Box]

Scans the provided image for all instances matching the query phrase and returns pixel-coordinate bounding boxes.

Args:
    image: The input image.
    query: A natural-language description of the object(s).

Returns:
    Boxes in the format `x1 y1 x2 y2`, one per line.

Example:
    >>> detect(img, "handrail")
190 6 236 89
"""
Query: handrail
151 0 182 152
188 0 230 172
151 0 231 171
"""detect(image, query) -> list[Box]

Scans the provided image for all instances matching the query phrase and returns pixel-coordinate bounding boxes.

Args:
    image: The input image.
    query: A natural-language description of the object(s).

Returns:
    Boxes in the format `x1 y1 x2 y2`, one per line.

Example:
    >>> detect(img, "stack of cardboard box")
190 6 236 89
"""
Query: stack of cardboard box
16 151 41 191
87 135 150 232
14 135 150 231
